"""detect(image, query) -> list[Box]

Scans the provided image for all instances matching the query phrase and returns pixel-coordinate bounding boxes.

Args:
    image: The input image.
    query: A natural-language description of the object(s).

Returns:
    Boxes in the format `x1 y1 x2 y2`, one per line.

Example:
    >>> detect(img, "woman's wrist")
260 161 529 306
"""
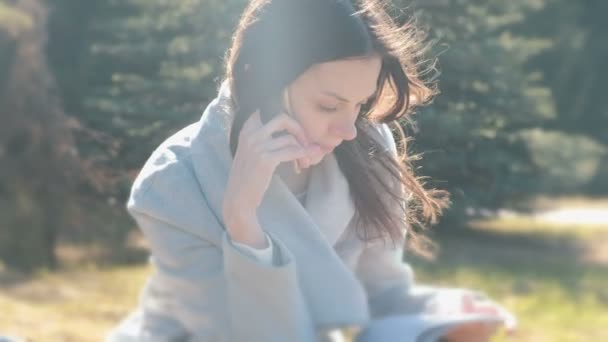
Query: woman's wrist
224 210 268 249
229 229 269 249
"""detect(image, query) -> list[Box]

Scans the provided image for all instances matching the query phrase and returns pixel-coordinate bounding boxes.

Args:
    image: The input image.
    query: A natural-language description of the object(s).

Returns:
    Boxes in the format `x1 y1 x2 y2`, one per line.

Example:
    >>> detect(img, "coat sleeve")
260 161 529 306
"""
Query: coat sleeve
125 207 315 342
355 236 442 318
117 155 315 341
221 228 315 342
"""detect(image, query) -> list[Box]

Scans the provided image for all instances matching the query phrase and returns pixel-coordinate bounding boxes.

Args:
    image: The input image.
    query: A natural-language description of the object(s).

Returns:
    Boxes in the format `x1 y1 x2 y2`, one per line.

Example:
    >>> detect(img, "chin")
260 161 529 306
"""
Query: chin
309 153 326 166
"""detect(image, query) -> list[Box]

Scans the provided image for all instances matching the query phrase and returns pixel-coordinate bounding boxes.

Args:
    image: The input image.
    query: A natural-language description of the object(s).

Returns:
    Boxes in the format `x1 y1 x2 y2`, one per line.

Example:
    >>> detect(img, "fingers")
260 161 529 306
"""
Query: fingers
461 293 475 313
240 110 310 150
238 110 320 172
255 112 310 147
461 294 508 337
262 134 300 151
471 303 500 316
461 293 499 316
260 134 316 170
263 144 321 166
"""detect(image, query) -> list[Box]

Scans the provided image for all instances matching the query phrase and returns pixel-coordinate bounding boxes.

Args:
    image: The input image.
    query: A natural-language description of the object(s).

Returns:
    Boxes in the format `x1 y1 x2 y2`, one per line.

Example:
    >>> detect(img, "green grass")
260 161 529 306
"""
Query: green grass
1 213 607 341
410 215 608 342
411 257 608 341
0 264 151 341
528 195 608 211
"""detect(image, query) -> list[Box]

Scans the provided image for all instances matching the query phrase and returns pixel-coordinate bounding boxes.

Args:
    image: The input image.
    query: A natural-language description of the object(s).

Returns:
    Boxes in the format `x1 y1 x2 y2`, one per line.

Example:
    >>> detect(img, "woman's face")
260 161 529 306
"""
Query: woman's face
287 55 382 166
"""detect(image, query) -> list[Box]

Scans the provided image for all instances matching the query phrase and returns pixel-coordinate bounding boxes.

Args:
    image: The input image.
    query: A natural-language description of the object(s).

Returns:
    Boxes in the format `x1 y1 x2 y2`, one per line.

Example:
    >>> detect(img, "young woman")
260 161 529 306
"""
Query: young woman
107 0 515 341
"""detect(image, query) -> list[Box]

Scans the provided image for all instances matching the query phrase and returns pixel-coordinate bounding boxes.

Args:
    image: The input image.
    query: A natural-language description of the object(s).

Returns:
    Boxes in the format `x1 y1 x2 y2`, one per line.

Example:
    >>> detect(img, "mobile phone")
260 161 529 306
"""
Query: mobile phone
257 88 302 173
282 87 302 174
260 87 302 174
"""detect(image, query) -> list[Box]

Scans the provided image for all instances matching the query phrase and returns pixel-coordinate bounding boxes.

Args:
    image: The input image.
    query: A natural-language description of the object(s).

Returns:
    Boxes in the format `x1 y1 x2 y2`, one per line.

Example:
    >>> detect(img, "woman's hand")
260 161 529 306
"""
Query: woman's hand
442 321 501 342
441 293 512 342
222 110 321 244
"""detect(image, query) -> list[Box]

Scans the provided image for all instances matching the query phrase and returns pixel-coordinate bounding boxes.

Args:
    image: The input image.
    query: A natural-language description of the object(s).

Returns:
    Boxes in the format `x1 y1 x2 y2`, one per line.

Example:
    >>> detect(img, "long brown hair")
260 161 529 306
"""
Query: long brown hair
223 0 449 258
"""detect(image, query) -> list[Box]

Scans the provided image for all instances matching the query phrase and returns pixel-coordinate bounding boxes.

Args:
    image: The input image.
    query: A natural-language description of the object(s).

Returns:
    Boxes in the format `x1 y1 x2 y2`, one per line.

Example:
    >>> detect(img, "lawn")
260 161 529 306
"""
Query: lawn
410 218 608 342
1 209 607 341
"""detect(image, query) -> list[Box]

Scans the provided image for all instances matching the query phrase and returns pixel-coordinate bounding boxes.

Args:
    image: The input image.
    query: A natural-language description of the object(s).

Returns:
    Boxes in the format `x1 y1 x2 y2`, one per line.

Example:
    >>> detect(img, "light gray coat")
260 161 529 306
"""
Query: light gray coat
106 82 503 342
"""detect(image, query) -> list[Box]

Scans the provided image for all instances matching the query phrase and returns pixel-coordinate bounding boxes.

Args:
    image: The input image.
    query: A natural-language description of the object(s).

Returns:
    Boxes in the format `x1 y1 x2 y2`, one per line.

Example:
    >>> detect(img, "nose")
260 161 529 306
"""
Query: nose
332 122 357 141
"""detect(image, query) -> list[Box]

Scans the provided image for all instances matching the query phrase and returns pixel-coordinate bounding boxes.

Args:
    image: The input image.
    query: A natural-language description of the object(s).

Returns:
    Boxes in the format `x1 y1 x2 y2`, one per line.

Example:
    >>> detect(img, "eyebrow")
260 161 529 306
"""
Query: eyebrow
321 89 377 104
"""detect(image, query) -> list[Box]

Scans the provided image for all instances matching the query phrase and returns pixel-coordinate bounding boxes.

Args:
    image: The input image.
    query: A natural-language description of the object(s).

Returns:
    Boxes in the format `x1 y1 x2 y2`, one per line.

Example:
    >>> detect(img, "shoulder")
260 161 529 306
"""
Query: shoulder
128 122 201 212
125 120 228 244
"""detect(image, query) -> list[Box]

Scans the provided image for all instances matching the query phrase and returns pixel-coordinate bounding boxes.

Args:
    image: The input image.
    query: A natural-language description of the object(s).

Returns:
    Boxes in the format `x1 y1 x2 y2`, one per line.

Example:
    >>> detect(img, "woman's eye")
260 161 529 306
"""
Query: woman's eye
317 104 338 112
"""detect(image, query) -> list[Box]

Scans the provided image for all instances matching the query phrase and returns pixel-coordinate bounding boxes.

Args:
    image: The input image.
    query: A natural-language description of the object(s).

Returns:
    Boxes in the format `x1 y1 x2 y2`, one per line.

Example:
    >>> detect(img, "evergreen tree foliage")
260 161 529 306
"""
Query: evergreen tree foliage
34 0 607 257
48 0 246 196
1 0 80 270
393 0 558 219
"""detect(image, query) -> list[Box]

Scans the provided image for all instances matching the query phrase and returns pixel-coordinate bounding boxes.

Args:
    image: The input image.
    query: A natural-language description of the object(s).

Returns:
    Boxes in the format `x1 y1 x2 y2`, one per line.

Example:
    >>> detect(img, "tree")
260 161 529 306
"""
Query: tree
521 0 608 193
48 0 246 191
0 0 80 271
392 0 556 222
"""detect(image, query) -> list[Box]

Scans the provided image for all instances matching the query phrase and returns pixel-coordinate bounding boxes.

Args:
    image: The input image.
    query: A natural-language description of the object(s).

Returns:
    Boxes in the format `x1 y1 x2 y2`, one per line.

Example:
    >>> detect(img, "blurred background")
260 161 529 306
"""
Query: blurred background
1 0 606 340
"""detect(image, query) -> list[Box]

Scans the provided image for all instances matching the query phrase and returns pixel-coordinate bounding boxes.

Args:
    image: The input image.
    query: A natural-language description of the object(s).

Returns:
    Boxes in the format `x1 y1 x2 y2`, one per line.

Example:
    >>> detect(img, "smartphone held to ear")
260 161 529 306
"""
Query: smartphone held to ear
282 88 303 174
259 88 304 174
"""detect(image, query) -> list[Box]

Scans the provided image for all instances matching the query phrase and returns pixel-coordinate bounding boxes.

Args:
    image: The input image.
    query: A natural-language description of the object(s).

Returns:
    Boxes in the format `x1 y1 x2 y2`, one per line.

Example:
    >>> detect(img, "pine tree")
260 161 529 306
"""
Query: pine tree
521 0 608 193
395 0 556 219
1 0 80 270
51 0 246 193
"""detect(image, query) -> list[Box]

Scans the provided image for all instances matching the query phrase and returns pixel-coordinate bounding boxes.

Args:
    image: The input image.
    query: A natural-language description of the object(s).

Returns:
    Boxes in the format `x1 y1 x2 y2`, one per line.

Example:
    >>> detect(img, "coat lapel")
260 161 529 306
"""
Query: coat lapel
302 152 356 246
189 82 369 328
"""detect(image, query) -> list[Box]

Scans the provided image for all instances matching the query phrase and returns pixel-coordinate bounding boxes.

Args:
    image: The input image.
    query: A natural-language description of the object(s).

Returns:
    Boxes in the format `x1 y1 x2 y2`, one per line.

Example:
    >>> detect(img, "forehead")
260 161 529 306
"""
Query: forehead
304 57 382 100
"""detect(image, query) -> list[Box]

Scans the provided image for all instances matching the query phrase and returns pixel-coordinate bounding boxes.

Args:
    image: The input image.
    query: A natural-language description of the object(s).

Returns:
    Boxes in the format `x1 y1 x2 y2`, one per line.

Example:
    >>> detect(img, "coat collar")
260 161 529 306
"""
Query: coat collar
194 81 357 246
304 152 356 245
189 81 369 328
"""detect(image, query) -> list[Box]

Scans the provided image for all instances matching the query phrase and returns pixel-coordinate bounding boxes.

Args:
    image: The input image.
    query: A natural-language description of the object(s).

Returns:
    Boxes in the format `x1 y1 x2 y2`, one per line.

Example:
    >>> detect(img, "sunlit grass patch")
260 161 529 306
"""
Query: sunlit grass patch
0 264 152 341
529 195 608 211
410 211 608 342
411 259 608 342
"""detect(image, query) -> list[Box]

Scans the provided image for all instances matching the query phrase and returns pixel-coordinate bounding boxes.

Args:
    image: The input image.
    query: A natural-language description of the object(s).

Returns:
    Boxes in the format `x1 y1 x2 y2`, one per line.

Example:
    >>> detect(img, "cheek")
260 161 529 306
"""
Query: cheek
305 116 330 136
293 109 330 140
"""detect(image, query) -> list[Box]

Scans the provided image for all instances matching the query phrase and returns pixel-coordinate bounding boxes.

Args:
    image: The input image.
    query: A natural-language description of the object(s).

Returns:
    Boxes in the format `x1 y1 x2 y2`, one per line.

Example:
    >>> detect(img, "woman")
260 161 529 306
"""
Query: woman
107 0 515 341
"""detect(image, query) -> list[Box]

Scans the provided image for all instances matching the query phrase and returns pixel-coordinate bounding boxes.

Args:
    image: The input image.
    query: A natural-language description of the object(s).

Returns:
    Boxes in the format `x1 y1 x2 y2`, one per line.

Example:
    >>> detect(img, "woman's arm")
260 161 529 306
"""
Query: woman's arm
221 223 315 342
126 207 314 342
114 146 316 342
356 123 515 340
355 235 440 318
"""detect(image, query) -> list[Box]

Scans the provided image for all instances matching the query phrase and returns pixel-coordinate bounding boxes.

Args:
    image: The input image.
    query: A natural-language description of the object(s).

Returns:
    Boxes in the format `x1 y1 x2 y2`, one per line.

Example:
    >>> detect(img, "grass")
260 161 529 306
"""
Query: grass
1 202 607 341
409 215 608 342
0 264 151 341
413 260 608 341
528 195 608 211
